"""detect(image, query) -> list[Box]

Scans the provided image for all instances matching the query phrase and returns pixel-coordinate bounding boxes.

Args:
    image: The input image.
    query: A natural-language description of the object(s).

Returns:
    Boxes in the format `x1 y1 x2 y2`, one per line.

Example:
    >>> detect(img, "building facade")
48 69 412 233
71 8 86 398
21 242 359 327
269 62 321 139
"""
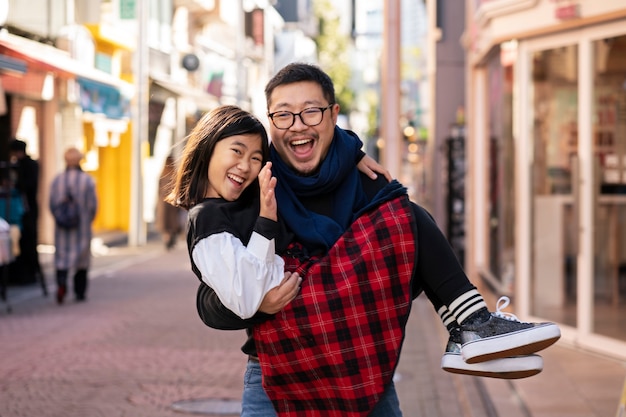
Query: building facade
0 0 134 244
0 0 281 246
465 0 626 360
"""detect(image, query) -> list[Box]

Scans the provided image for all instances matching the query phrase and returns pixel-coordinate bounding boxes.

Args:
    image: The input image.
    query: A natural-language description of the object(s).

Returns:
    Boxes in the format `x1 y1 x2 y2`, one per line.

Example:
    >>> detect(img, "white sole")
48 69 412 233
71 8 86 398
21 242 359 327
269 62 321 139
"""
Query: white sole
462 323 561 364
441 353 543 379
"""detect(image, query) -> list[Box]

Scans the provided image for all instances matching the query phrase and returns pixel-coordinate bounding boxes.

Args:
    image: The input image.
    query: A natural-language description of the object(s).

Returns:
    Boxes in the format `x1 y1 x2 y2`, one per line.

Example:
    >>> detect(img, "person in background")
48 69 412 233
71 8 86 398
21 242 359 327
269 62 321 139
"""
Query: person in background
8 139 43 286
49 147 97 304
155 156 184 250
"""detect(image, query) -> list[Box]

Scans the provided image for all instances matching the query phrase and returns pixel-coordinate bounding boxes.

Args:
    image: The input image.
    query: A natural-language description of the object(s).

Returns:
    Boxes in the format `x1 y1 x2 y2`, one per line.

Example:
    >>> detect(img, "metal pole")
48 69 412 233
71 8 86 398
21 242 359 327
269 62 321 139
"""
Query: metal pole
129 0 148 246
381 0 402 178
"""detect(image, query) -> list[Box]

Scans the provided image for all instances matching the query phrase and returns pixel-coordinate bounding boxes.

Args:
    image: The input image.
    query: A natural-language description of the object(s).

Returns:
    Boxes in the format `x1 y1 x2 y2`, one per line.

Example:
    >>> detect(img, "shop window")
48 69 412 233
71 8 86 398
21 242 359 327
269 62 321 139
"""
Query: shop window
486 47 516 290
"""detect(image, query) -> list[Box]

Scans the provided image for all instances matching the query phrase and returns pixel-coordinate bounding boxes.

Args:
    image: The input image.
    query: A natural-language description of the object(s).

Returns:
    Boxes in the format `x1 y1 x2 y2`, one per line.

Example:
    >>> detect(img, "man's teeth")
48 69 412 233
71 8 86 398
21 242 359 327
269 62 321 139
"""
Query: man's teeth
291 139 311 146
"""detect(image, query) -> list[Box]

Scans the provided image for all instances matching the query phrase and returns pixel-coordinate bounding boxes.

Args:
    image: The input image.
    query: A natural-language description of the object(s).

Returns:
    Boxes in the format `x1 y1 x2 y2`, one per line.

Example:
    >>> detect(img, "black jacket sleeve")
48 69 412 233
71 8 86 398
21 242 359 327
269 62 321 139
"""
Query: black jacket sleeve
196 282 274 330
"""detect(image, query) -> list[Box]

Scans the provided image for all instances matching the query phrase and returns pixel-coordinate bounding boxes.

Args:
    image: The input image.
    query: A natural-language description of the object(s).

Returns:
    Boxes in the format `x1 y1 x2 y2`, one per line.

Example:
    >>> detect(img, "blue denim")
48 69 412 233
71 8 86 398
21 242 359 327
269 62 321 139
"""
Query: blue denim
241 360 276 417
241 360 403 416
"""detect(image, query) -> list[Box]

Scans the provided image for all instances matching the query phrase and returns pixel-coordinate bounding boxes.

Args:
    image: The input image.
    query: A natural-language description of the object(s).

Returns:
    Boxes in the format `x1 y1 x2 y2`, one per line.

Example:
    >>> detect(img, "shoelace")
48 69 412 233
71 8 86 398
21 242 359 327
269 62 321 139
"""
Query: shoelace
493 296 522 322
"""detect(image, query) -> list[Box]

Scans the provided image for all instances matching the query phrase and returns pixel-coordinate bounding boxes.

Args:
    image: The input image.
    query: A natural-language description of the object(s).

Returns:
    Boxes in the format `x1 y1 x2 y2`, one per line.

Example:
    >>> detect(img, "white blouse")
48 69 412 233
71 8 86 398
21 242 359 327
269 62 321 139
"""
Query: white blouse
192 231 285 319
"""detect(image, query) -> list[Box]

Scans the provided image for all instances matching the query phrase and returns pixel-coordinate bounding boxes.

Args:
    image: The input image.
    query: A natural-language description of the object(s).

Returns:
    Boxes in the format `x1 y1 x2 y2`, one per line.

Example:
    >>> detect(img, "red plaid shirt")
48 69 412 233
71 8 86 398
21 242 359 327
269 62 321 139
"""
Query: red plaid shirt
254 196 416 416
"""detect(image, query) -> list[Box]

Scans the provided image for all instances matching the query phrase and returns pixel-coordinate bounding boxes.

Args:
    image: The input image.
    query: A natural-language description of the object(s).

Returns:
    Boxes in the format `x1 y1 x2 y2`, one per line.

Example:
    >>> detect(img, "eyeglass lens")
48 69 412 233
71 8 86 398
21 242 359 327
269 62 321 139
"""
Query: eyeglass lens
271 106 331 129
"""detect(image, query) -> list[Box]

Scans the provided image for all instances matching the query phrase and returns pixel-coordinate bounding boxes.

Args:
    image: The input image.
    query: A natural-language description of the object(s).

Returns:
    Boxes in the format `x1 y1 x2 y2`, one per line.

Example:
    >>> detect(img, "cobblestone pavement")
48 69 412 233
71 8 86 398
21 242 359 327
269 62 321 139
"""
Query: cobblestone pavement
0 237 493 417
1 237 624 417
0 242 247 417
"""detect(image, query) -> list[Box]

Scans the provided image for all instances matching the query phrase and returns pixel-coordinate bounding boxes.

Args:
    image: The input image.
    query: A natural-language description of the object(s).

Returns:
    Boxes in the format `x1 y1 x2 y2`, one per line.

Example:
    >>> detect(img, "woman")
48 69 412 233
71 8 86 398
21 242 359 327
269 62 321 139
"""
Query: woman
167 104 388 319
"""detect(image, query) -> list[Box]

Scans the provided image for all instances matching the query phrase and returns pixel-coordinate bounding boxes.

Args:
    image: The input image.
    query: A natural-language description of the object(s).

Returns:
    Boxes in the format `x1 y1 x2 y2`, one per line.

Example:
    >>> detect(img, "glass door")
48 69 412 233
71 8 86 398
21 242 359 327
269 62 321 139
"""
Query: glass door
522 22 626 357
528 43 579 326
590 33 626 342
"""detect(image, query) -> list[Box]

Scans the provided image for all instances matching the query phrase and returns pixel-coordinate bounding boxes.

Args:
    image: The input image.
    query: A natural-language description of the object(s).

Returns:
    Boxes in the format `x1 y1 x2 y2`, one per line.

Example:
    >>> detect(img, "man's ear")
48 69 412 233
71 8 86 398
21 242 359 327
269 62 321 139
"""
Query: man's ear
332 103 340 123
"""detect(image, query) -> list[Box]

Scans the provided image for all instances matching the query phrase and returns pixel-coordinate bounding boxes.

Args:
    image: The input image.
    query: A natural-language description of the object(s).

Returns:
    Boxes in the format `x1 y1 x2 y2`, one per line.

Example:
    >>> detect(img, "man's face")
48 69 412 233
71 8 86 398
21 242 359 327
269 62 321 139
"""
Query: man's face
267 81 338 175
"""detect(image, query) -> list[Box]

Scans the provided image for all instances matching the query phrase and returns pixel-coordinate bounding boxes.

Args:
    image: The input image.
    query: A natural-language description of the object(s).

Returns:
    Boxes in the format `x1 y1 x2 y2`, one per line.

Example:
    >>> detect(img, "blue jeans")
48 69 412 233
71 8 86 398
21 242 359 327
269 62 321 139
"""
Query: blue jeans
241 360 403 417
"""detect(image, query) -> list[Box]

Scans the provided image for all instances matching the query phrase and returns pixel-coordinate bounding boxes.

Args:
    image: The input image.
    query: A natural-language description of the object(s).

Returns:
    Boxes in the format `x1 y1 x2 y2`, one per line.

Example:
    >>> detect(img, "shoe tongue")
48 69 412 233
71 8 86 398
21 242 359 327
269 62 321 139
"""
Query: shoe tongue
460 308 491 328
449 327 462 343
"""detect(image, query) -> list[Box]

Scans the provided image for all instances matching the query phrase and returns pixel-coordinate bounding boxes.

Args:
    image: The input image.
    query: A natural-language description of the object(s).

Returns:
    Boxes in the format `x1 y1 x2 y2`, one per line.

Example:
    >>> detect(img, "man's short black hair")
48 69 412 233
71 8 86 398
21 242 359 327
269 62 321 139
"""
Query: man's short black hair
9 139 27 152
265 62 336 109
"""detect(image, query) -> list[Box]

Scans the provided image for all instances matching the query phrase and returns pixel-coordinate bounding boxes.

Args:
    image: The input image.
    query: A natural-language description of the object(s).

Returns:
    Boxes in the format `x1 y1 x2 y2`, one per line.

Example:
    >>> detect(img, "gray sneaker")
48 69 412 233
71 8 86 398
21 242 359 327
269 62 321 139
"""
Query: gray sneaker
442 327 544 379
460 296 561 364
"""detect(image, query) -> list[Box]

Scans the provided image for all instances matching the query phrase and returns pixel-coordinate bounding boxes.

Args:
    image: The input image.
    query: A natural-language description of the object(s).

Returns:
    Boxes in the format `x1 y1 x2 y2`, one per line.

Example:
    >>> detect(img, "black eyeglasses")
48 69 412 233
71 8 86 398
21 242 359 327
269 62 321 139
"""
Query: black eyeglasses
268 104 334 130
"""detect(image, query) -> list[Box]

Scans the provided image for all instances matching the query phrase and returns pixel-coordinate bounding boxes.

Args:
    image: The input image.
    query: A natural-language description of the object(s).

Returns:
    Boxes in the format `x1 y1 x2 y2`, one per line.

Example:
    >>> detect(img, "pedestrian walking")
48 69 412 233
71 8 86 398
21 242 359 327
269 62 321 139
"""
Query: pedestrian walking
8 138 44 286
49 147 97 304
194 63 561 417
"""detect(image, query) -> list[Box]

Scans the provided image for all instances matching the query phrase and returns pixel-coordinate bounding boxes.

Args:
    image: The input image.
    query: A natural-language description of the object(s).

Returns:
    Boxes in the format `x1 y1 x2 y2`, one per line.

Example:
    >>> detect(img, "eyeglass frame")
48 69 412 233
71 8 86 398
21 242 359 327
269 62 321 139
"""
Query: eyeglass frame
267 104 335 130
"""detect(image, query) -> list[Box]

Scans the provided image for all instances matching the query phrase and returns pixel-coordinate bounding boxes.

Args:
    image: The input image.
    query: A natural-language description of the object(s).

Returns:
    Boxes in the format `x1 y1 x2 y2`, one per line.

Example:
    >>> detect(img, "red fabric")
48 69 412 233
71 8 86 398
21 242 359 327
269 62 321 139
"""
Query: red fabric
254 196 416 416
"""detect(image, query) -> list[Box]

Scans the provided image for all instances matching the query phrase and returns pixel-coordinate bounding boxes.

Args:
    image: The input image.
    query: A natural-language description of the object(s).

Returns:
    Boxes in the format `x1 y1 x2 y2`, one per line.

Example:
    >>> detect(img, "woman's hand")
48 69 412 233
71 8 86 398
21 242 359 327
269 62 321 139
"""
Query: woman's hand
357 155 392 181
258 271 301 314
258 162 278 221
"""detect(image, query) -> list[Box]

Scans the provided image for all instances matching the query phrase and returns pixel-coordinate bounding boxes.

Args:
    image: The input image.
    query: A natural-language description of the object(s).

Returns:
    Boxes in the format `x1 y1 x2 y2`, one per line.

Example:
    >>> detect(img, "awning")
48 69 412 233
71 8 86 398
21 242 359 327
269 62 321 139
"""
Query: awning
150 74 218 111
0 54 26 74
0 31 133 97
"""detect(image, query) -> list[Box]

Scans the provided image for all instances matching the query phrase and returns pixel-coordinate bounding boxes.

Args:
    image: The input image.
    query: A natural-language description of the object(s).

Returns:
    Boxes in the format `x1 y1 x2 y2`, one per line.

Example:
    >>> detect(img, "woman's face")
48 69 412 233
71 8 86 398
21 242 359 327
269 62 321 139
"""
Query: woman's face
206 134 264 201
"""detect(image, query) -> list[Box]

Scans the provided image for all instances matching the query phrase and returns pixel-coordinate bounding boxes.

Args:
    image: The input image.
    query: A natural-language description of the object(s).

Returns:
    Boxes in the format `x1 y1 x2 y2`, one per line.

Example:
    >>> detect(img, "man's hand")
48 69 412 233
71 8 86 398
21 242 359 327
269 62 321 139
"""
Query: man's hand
259 162 278 221
258 271 301 314
357 155 392 181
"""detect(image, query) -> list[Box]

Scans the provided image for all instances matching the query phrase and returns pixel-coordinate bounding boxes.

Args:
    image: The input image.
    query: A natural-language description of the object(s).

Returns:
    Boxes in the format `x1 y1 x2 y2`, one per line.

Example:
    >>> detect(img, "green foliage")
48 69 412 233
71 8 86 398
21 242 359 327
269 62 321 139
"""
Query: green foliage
365 90 380 138
313 0 355 113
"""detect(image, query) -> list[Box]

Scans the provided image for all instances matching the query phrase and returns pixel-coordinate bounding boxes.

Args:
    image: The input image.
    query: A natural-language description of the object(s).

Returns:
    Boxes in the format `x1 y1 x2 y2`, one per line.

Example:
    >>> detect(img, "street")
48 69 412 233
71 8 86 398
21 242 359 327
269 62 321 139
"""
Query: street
0 239 486 417
0 242 247 417
1 239 623 417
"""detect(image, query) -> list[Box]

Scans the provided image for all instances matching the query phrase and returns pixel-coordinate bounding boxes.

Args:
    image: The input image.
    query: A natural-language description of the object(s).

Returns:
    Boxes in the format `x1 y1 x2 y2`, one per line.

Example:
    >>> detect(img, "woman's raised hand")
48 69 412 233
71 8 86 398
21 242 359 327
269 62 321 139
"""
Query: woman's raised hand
258 162 278 221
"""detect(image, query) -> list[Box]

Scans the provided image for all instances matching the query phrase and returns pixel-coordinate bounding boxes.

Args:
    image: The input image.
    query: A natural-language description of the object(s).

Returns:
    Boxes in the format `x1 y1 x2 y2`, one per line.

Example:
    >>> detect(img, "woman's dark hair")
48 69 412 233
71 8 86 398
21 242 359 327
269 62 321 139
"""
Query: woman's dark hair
166 105 269 209
265 62 336 108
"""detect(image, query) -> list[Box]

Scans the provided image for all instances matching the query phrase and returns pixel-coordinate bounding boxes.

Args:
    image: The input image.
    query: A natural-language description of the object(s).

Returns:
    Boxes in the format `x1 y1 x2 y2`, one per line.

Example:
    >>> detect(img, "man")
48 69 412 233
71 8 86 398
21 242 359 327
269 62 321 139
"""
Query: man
8 139 43 286
197 63 560 416
49 147 97 304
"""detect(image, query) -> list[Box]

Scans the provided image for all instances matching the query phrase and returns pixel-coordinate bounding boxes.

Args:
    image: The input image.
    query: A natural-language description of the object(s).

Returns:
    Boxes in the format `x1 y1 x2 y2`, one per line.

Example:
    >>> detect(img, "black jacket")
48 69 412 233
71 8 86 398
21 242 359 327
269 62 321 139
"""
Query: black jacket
195 172 426 356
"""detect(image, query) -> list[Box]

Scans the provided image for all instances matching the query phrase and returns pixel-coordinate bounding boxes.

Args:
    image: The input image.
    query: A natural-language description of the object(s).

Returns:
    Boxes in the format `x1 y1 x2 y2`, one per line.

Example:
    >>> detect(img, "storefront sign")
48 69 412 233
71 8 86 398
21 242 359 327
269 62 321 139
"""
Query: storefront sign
78 77 130 119
447 126 466 265
552 0 580 20
120 0 136 20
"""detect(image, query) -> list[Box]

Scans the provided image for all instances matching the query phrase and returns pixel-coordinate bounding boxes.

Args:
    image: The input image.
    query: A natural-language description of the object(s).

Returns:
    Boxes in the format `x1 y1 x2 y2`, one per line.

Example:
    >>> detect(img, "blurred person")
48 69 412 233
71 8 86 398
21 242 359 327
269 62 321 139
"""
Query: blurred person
155 156 184 250
49 147 97 304
8 139 43 286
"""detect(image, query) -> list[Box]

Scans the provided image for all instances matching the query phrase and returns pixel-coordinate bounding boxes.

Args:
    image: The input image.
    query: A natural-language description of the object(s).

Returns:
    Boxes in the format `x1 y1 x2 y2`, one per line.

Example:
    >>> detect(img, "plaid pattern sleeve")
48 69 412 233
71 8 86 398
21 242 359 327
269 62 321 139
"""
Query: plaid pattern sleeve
253 196 416 417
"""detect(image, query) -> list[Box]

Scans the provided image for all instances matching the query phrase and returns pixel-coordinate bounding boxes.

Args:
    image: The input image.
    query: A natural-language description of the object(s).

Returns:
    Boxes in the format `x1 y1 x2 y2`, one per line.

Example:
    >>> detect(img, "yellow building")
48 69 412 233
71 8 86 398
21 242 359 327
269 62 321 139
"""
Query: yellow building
84 23 135 233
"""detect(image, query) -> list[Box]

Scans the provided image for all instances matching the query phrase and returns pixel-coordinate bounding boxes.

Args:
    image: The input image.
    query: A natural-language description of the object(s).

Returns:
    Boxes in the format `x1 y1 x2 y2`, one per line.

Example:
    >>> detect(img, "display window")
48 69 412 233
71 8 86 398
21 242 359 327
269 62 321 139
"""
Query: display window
518 21 626 356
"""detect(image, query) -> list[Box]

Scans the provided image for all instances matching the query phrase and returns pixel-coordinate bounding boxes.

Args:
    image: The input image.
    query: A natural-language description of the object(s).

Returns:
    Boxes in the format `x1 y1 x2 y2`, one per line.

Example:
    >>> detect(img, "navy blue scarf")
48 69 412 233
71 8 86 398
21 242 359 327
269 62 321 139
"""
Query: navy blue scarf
270 127 366 252
271 127 405 253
